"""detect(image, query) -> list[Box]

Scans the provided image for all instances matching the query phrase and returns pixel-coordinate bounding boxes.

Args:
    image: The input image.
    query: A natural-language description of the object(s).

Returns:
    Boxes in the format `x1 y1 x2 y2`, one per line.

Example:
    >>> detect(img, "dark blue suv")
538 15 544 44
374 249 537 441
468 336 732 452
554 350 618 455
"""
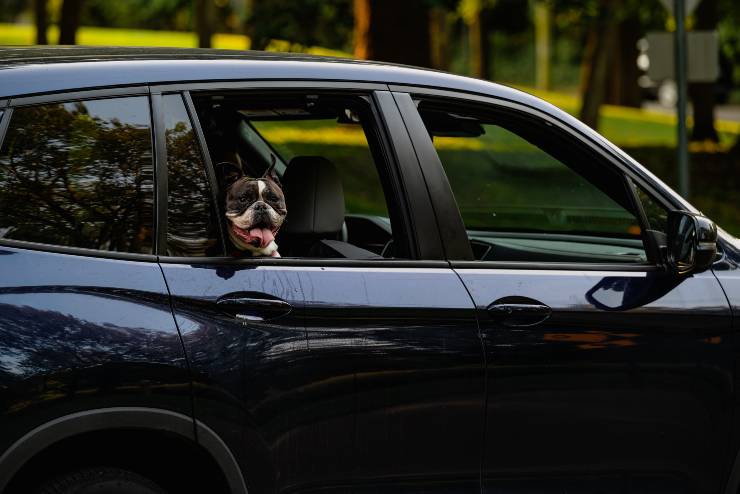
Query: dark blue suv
0 46 739 494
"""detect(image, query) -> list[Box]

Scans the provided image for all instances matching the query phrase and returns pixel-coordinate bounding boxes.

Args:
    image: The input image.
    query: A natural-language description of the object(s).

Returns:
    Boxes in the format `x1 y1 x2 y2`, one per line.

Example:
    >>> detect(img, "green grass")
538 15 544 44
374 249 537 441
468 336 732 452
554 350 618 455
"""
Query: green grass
0 23 351 57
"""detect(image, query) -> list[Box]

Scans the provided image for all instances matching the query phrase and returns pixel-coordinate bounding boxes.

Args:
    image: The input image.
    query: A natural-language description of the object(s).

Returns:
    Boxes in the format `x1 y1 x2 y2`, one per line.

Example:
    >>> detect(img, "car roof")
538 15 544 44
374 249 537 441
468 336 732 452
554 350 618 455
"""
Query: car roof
0 45 530 104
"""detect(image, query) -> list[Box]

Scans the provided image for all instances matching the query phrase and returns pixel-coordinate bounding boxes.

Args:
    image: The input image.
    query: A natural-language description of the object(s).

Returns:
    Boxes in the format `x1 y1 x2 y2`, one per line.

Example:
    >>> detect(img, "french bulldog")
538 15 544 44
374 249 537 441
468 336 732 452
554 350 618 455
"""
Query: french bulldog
218 160 287 257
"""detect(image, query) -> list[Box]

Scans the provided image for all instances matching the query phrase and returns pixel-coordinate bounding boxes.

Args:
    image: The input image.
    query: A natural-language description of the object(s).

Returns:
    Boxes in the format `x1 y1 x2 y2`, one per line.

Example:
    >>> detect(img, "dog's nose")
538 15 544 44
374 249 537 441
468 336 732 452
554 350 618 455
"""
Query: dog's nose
254 202 268 211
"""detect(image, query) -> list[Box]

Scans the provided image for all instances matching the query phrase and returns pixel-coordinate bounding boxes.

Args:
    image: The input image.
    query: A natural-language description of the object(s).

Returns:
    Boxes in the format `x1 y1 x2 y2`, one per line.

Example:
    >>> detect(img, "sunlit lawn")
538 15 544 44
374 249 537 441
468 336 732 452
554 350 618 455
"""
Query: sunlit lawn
0 22 350 57
517 85 740 149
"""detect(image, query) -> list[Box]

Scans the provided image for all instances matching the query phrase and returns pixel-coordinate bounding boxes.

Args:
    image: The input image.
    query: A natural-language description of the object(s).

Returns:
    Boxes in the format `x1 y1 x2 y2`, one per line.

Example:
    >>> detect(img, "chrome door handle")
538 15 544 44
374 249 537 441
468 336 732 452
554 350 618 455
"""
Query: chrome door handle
217 292 293 322
487 297 551 328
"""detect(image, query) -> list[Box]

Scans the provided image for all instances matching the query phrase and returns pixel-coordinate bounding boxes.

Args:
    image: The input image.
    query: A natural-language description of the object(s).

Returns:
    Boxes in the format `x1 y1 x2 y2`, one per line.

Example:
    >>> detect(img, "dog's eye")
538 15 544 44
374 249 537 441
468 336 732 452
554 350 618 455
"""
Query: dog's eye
239 195 247 203
266 193 278 202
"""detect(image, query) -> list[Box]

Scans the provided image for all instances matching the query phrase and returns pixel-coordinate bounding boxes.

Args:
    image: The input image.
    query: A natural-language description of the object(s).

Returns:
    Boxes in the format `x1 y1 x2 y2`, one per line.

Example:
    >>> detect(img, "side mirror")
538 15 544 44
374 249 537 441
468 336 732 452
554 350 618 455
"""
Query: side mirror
666 211 718 275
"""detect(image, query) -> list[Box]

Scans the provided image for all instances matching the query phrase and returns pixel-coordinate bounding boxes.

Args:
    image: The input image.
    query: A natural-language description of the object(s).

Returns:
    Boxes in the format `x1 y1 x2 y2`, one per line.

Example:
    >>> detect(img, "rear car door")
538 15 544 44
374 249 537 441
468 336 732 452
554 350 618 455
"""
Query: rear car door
394 90 734 494
0 92 192 490
156 85 485 493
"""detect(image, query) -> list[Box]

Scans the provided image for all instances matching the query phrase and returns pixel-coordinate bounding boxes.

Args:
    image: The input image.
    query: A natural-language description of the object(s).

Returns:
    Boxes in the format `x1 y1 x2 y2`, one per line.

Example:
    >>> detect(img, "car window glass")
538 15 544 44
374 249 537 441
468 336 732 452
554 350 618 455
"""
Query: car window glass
250 119 388 218
194 93 405 259
635 185 668 233
0 97 154 253
418 100 647 263
163 93 223 257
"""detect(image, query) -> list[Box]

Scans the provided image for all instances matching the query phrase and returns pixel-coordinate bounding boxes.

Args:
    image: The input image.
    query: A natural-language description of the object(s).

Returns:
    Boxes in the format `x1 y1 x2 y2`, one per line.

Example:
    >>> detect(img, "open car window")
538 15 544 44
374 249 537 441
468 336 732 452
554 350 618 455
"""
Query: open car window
190 92 409 259
417 99 649 264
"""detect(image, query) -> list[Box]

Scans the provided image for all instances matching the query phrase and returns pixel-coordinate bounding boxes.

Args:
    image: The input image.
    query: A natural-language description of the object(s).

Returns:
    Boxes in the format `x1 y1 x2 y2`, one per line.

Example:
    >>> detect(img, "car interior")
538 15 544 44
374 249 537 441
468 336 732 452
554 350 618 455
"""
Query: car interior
417 100 653 264
194 93 400 260
191 92 654 263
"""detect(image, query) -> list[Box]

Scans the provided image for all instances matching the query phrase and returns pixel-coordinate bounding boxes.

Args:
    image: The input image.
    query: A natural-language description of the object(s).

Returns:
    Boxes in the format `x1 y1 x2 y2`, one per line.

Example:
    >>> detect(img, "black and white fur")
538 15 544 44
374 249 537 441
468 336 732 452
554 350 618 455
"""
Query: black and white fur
218 161 287 257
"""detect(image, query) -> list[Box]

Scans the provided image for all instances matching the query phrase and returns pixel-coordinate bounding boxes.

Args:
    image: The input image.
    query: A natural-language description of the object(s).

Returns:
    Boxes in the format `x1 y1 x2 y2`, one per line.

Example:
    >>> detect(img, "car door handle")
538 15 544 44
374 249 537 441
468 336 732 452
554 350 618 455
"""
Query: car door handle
217 292 293 322
487 297 551 328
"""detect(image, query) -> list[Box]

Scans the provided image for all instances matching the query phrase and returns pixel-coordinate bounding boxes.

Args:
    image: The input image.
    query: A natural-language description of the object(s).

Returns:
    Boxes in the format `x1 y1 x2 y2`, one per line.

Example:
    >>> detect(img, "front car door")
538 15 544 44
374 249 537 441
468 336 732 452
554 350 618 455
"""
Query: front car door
155 84 485 493
394 89 734 493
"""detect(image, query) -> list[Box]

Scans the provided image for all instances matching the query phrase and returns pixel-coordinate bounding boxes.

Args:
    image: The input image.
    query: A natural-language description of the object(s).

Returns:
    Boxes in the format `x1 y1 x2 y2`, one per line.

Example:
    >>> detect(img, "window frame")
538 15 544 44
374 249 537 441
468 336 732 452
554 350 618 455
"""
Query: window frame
0 86 159 261
393 87 669 271
152 91 229 257
153 82 445 265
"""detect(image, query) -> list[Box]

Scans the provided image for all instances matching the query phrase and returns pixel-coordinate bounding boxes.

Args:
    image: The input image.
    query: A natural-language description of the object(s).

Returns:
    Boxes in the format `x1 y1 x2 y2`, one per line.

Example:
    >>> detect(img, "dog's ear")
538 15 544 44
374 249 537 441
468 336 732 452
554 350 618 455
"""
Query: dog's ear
215 161 243 190
262 154 281 186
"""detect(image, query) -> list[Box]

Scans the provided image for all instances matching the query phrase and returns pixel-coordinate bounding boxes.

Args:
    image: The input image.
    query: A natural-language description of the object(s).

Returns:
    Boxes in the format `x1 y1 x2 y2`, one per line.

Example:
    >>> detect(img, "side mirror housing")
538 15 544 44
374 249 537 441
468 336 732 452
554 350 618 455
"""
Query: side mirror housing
666 211 718 275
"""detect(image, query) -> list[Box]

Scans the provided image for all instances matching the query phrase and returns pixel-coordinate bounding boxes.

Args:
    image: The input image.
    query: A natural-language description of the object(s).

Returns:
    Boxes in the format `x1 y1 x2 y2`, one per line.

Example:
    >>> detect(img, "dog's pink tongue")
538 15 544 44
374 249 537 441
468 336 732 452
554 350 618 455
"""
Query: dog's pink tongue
248 227 274 248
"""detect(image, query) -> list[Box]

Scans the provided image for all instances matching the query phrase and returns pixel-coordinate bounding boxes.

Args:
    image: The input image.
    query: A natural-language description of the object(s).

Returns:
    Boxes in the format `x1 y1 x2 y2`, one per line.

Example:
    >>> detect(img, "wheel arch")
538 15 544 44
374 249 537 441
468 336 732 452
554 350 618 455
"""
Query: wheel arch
0 407 247 494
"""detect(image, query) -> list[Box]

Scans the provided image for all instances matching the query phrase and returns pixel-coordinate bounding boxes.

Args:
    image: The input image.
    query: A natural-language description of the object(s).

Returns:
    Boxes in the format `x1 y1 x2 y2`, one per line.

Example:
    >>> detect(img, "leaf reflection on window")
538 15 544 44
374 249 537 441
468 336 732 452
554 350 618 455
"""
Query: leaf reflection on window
0 97 154 254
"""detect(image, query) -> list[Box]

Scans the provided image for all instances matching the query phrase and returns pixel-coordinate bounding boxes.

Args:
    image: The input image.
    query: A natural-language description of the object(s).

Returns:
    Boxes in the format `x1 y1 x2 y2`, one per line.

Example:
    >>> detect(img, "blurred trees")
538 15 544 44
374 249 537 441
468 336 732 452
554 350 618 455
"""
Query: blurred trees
459 0 491 78
3 0 737 140
353 0 431 66
246 0 352 52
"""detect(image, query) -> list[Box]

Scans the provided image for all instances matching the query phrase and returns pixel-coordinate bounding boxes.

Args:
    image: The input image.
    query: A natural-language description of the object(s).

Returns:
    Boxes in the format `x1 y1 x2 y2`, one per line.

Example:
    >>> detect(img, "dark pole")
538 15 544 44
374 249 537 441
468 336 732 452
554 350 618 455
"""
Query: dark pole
674 0 690 198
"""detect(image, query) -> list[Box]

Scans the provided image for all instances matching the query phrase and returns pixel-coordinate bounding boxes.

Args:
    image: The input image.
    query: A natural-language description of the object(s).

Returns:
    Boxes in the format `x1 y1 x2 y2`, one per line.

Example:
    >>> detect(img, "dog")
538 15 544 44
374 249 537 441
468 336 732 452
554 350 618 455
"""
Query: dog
218 160 286 257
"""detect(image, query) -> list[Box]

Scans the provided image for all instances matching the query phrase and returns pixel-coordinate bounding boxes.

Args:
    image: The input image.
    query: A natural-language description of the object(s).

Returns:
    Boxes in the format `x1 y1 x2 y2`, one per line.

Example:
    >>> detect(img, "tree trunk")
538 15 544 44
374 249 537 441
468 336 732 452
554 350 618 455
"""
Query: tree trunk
354 0 431 67
579 1 617 130
195 0 213 49
58 0 83 45
34 0 48 45
429 7 450 71
604 16 642 107
689 0 719 142
245 0 268 51
468 8 490 79
534 0 552 91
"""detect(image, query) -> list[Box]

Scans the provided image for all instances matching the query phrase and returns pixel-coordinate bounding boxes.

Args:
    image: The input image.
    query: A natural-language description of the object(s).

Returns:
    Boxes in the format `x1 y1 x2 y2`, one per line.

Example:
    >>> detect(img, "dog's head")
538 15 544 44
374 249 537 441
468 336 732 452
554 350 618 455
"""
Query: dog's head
218 162 286 253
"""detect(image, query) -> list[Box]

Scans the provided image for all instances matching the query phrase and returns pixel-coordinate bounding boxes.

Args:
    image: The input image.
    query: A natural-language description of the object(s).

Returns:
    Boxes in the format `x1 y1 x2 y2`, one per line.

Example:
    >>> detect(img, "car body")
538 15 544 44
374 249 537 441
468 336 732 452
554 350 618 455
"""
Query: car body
0 46 739 494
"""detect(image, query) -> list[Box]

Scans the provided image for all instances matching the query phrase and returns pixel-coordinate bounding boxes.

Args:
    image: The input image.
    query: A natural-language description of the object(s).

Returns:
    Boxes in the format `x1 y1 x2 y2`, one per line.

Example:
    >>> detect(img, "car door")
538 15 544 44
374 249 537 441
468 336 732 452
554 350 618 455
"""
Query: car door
156 86 485 494
0 92 193 489
394 90 735 494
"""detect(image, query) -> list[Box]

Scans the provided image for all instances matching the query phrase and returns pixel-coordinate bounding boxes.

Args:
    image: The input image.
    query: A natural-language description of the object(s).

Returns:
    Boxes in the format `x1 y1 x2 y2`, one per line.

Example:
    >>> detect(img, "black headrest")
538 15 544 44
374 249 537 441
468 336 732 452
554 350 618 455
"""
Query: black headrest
282 156 344 236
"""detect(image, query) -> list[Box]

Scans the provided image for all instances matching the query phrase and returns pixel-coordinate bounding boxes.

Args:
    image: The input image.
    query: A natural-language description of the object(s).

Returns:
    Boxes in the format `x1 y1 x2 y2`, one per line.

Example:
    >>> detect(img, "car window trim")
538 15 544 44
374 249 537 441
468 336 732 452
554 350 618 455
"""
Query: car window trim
149 80 388 94
364 91 420 259
0 107 11 151
391 92 473 261
182 90 228 254
395 87 669 267
150 91 168 256
0 238 159 262
156 255 450 269
8 85 149 107
373 91 445 260
450 260 658 272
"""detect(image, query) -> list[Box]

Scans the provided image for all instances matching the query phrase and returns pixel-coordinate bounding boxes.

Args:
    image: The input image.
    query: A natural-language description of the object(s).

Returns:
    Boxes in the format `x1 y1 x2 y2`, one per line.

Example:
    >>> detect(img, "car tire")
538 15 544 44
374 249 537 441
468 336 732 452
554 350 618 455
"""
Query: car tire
34 467 167 494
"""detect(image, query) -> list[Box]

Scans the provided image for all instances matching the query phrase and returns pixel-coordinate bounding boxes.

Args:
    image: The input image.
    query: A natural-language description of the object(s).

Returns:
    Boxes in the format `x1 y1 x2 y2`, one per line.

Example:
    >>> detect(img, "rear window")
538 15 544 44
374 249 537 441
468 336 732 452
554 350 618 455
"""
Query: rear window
0 96 154 254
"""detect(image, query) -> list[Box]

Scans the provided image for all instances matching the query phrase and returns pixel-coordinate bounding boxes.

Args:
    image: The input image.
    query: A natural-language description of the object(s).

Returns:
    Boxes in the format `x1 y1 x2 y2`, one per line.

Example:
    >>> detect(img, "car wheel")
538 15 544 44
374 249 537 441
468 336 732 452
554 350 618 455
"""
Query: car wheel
35 467 167 494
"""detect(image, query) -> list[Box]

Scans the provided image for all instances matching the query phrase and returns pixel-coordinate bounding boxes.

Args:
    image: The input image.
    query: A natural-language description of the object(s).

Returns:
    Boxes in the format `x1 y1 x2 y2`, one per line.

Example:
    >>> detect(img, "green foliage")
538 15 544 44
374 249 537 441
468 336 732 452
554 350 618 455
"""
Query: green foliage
246 0 353 52
0 0 26 23
83 0 196 31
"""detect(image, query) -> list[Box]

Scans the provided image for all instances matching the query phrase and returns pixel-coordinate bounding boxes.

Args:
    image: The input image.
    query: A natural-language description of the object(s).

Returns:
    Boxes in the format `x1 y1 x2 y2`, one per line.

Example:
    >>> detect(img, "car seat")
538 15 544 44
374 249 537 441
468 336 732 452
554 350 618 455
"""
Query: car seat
280 156 381 259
